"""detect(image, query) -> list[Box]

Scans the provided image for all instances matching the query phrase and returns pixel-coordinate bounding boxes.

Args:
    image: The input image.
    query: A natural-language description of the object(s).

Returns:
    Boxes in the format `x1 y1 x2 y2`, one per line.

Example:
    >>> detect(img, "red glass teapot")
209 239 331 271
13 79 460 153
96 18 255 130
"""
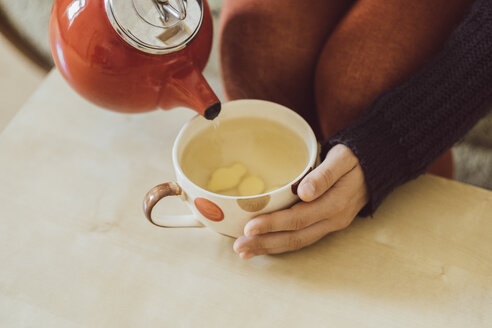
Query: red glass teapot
50 0 221 119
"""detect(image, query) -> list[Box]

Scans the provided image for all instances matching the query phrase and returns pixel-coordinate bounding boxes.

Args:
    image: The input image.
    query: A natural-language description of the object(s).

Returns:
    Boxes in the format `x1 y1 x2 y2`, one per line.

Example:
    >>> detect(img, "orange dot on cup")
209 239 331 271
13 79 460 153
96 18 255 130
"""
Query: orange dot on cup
194 198 224 222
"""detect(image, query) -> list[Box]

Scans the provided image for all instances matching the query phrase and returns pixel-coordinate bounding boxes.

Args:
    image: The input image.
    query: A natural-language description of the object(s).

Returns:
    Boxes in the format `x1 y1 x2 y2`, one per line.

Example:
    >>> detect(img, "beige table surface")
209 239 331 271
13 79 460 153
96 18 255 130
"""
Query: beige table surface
1 70 491 327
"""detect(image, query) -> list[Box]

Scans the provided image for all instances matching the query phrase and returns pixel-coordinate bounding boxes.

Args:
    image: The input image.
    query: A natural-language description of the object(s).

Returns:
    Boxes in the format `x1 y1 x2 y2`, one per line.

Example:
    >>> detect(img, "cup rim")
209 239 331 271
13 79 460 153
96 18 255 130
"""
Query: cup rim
172 99 318 200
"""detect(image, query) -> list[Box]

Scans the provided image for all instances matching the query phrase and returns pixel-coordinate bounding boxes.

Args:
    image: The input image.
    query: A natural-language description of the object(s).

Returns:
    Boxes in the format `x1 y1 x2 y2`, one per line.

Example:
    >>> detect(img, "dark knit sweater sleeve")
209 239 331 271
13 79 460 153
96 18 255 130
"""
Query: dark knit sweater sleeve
322 0 492 216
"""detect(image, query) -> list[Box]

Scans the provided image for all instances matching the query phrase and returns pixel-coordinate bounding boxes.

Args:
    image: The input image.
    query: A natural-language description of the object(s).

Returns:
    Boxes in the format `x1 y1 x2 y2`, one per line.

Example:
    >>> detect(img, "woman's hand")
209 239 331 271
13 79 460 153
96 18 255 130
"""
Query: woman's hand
233 144 369 259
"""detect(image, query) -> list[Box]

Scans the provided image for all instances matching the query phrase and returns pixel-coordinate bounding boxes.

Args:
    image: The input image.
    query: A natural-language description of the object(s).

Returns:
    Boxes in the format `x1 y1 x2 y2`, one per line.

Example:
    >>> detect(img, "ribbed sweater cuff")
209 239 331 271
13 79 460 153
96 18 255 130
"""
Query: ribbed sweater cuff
320 110 419 217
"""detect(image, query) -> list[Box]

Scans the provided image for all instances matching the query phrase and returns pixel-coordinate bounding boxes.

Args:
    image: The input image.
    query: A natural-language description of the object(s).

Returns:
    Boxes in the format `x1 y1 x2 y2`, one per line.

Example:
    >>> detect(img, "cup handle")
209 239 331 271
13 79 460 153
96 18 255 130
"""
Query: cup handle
143 182 204 228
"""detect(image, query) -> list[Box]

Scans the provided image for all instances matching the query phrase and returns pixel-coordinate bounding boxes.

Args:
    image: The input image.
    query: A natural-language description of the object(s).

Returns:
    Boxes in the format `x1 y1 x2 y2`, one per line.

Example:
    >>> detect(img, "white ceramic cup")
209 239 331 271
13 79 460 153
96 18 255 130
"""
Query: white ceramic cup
143 99 319 237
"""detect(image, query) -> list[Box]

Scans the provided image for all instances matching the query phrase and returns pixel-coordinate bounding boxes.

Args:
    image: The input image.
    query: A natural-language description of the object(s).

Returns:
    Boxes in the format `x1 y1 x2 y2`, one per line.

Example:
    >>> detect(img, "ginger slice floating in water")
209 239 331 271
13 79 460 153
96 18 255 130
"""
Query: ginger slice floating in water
238 175 265 196
207 163 247 192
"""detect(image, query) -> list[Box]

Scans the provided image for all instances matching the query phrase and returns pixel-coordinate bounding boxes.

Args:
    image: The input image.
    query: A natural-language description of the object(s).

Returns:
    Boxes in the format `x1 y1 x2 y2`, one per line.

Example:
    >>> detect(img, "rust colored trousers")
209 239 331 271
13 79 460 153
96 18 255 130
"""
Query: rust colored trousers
219 0 475 179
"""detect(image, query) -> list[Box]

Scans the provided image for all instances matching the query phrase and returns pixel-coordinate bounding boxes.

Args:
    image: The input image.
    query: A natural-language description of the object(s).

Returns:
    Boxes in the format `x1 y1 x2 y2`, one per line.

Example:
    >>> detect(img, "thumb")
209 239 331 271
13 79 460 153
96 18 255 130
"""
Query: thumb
298 144 358 202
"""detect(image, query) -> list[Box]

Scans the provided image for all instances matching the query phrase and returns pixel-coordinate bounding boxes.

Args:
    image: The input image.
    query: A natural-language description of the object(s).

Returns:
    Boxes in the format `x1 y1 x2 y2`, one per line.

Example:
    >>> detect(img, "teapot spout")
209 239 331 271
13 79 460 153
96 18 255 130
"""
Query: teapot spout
204 102 221 120
160 61 221 120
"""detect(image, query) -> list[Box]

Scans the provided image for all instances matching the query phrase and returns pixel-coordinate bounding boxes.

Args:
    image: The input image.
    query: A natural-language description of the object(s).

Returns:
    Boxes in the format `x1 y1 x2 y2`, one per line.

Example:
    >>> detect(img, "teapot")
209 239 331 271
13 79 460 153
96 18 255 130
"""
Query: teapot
49 0 221 119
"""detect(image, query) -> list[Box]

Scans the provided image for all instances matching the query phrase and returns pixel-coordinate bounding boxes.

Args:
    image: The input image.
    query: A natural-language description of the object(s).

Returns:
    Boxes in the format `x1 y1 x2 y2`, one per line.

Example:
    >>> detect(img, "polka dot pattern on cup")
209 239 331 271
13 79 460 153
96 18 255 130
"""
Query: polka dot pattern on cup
194 198 224 222
237 195 271 212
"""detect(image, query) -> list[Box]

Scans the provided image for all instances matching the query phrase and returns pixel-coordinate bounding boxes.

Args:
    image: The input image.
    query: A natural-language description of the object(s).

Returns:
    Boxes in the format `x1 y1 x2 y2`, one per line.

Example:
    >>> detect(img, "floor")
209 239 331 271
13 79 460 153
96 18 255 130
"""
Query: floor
0 32 47 133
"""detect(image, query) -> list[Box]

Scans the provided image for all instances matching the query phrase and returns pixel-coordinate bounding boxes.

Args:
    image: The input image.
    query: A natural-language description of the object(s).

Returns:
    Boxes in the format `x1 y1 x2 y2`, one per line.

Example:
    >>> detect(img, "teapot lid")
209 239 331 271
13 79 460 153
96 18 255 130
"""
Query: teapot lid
105 0 204 54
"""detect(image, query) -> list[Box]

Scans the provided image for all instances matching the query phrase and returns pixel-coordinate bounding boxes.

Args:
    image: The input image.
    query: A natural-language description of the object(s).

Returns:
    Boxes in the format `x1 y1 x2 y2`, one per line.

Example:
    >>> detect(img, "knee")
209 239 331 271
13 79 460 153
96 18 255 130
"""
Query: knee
219 0 325 101
219 0 260 54
314 42 381 139
219 0 278 99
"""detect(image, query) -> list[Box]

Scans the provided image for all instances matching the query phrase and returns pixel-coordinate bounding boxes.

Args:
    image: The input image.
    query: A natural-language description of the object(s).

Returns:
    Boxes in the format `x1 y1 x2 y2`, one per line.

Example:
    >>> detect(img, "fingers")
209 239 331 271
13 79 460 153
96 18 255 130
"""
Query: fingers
235 217 349 257
298 144 358 202
236 164 370 259
243 189 343 236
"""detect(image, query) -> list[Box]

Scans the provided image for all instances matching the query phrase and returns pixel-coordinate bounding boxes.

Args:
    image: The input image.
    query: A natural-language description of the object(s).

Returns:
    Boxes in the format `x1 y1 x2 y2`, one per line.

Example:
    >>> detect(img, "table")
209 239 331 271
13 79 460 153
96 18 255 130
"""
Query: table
1 70 491 327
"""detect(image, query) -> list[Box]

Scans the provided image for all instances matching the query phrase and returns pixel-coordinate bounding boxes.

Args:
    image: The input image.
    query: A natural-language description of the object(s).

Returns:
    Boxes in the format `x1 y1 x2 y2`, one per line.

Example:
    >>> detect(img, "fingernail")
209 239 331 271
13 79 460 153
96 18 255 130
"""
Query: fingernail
240 252 255 260
245 228 260 237
233 240 244 253
234 243 249 254
300 181 315 197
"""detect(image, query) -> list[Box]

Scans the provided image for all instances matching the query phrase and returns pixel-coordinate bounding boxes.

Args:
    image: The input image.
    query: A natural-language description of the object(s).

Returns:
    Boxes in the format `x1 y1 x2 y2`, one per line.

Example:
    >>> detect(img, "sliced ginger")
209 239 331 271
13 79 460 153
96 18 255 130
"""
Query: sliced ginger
207 163 267 196
207 163 247 192
238 175 265 196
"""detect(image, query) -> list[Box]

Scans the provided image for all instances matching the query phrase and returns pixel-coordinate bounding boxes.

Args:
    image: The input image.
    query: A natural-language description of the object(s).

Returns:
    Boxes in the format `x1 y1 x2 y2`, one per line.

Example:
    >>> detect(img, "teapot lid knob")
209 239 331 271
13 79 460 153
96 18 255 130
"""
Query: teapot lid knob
105 0 203 54
154 0 186 22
